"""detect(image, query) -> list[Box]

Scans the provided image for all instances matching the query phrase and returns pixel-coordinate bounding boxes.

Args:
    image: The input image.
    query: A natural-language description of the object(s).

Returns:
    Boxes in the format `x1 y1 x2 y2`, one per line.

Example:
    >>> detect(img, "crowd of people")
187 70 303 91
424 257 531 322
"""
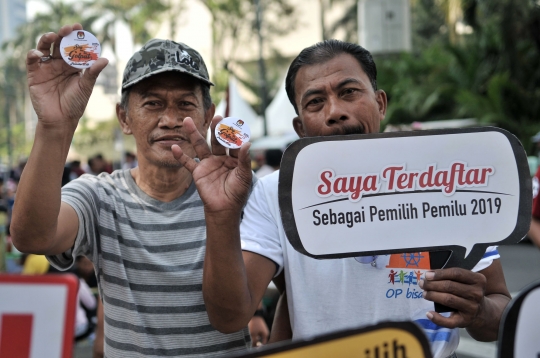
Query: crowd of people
0 152 137 355
2 22 539 358
1 152 136 261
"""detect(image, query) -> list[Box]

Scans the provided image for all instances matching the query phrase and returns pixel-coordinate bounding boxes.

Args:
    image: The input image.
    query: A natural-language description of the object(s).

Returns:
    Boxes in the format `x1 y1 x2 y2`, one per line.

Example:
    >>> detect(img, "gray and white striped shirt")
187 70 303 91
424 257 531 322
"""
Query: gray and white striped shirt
48 170 250 357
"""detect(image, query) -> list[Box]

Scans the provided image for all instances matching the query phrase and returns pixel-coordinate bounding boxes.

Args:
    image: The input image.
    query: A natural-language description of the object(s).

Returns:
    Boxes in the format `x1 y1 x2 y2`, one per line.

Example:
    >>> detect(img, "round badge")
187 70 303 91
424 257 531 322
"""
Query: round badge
59 30 101 69
215 117 251 149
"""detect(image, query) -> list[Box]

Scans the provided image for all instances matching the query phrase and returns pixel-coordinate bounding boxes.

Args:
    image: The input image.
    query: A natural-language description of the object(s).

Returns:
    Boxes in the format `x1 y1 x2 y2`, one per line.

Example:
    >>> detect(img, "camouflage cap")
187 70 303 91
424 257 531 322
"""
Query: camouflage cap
122 39 214 91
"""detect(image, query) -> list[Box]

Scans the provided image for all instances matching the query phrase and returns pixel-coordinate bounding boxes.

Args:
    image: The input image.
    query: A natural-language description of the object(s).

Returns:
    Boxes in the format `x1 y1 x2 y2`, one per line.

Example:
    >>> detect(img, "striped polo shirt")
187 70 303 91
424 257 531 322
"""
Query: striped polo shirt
48 170 250 357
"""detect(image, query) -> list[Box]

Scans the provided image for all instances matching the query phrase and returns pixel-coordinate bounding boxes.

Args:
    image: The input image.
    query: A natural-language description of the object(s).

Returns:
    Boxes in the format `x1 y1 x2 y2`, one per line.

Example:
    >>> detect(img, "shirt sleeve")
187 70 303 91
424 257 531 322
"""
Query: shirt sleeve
46 175 98 271
471 246 500 272
240 173 284 276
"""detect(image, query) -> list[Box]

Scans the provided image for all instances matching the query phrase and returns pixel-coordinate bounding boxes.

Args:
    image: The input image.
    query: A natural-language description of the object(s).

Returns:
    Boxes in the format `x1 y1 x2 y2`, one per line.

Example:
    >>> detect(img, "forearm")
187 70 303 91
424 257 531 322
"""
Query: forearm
268 291 292 344
203 211 256 332
466 293 511 341
11 122 75 253
93 299 104 358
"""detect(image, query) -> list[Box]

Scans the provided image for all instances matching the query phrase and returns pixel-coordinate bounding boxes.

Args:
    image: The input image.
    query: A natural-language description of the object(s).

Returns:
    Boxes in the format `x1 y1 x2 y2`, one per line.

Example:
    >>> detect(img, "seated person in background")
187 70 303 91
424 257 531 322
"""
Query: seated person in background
21 253 49 275
75 276 97 340
255 149 283 179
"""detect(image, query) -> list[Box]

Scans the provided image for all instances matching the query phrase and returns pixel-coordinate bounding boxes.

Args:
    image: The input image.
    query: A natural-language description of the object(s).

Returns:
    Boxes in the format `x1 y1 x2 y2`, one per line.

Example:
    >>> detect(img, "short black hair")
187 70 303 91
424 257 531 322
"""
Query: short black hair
265 149 283 167
285 39 378 114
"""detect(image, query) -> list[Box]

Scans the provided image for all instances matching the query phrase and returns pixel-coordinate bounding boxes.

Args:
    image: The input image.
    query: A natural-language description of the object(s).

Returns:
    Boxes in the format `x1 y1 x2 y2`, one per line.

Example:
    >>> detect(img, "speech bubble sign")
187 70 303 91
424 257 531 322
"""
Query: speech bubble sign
278 127 531 270
235 321 433 358
497 280 540 358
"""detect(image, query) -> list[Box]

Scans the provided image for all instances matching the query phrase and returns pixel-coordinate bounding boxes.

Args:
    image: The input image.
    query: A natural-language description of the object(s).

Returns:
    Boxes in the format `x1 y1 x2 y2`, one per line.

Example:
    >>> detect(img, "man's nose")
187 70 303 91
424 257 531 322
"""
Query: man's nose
158 107 183 128
325 96 348 126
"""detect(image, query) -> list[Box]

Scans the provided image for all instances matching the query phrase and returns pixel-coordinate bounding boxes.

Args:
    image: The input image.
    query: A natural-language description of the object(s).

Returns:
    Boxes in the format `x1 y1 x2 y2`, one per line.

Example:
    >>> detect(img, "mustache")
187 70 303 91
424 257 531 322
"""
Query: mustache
149 131 187 142
330 125 365 136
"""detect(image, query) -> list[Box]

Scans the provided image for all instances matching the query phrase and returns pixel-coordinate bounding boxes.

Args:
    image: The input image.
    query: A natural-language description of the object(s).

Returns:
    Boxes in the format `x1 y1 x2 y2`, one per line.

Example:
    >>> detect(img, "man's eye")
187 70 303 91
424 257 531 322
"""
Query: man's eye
144 101 160 107
307 98 323 106
179 101 195 107
342 88 358 96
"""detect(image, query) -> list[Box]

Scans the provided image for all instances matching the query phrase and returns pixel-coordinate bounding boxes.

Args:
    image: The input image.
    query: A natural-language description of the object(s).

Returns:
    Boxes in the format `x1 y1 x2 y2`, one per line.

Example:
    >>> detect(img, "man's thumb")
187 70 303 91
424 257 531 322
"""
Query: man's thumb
81 57 109 90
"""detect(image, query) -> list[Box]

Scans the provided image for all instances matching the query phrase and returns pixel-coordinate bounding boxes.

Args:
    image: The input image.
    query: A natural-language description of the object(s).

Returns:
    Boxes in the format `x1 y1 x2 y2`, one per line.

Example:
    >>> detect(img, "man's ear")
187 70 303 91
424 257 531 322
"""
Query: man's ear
116 103 132 135
375 90 388 123
292 116 306 138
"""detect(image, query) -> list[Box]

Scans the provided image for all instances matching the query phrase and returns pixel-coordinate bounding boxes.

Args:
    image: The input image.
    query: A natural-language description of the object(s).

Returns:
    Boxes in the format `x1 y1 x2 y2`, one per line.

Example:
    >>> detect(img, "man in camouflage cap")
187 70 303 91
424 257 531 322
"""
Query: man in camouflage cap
13 23 267 357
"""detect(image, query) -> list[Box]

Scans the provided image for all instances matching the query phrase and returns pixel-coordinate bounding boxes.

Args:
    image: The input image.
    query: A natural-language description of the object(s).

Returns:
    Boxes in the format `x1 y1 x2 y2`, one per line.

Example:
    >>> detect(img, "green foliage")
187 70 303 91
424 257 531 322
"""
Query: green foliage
91 0 169 50
377 0 540 153
200 0 297 107
72 118 136 160
0 0 169 164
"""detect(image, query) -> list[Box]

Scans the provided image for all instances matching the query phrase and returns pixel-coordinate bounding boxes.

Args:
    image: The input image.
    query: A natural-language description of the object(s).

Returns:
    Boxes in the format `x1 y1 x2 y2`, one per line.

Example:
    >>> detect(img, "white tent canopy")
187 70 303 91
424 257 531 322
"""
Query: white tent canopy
215 77 264 139
264 77 297 137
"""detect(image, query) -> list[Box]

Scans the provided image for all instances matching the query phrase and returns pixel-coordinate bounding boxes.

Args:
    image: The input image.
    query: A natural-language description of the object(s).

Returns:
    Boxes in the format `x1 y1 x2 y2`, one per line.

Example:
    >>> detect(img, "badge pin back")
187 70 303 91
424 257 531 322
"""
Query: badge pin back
215 117 251 149
60 30 101 69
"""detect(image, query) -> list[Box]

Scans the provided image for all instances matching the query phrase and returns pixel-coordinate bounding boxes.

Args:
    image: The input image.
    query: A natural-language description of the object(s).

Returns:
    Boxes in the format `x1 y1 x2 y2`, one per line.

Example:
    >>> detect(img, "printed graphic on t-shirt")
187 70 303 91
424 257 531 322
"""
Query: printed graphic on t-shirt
385 252 430 300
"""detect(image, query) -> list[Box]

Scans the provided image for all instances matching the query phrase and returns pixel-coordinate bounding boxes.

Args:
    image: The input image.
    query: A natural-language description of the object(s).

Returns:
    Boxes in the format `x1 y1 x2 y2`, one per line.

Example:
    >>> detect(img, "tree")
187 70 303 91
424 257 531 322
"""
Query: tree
0 0 172 165
377 0 540 153
0 0 93 164
90 0 169 55
199 0 297 108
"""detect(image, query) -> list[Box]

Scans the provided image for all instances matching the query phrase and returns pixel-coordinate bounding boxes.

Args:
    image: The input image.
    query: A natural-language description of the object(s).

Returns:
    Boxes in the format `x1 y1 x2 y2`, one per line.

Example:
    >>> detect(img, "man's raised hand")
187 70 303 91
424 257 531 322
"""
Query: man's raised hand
172 116 253 214
26 24 108 128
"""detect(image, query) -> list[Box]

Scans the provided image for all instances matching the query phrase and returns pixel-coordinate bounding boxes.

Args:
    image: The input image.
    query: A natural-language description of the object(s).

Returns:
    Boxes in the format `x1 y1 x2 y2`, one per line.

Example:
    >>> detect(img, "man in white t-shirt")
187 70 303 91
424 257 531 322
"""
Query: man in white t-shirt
173 40 512 358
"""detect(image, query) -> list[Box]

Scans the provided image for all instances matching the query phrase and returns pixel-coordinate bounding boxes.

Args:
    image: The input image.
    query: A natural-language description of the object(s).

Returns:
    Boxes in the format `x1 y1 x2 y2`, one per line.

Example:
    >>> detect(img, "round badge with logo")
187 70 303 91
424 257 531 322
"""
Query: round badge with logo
60 30 101 69
215 117 251 149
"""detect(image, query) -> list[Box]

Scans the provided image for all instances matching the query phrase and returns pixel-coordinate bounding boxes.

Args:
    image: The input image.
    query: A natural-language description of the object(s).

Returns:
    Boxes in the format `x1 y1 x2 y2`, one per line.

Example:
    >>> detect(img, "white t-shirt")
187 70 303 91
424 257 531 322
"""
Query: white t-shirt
241 170 500 358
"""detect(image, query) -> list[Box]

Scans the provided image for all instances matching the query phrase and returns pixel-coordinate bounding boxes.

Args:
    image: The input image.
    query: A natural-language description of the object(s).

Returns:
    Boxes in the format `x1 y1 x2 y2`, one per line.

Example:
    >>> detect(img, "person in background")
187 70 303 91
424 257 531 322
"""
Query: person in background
123 151 138 170
529 166 540 246
255 149 283 179
69 160 86 180
75 274 97 340
85 154 110 175
76 255 98 289
21 253 50 274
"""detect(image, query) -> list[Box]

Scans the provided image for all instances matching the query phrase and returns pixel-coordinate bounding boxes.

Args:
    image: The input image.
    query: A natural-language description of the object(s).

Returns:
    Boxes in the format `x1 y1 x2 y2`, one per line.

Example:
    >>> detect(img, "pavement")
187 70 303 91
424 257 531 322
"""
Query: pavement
74 339 93 358
74 241 540 358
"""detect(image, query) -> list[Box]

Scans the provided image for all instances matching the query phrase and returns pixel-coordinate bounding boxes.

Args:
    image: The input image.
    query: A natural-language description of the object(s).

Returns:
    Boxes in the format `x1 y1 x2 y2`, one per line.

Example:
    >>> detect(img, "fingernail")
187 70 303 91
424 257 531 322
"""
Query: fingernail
425 271 434 280
426 312 433 320
418 279 424 288
33 49 44 57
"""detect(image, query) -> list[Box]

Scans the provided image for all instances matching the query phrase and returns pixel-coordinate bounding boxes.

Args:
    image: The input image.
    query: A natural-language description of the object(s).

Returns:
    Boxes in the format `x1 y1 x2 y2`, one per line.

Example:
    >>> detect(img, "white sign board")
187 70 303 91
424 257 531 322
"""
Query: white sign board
279 128 531 270
498 280 540 357
0 274 78 358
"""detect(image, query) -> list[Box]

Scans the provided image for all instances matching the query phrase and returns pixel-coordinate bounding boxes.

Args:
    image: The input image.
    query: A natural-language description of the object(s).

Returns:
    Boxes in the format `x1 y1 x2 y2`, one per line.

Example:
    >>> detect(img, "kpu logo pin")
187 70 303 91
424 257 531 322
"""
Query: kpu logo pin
215 117 251 149
60 30 101 69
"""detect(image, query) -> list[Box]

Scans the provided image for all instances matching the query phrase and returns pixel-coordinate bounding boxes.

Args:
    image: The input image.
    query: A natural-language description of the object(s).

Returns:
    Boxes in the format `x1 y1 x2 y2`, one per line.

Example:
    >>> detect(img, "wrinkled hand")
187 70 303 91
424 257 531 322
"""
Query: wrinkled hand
419 267 486 328
26 23 108 128
248 316 269 347
171 116 252 214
